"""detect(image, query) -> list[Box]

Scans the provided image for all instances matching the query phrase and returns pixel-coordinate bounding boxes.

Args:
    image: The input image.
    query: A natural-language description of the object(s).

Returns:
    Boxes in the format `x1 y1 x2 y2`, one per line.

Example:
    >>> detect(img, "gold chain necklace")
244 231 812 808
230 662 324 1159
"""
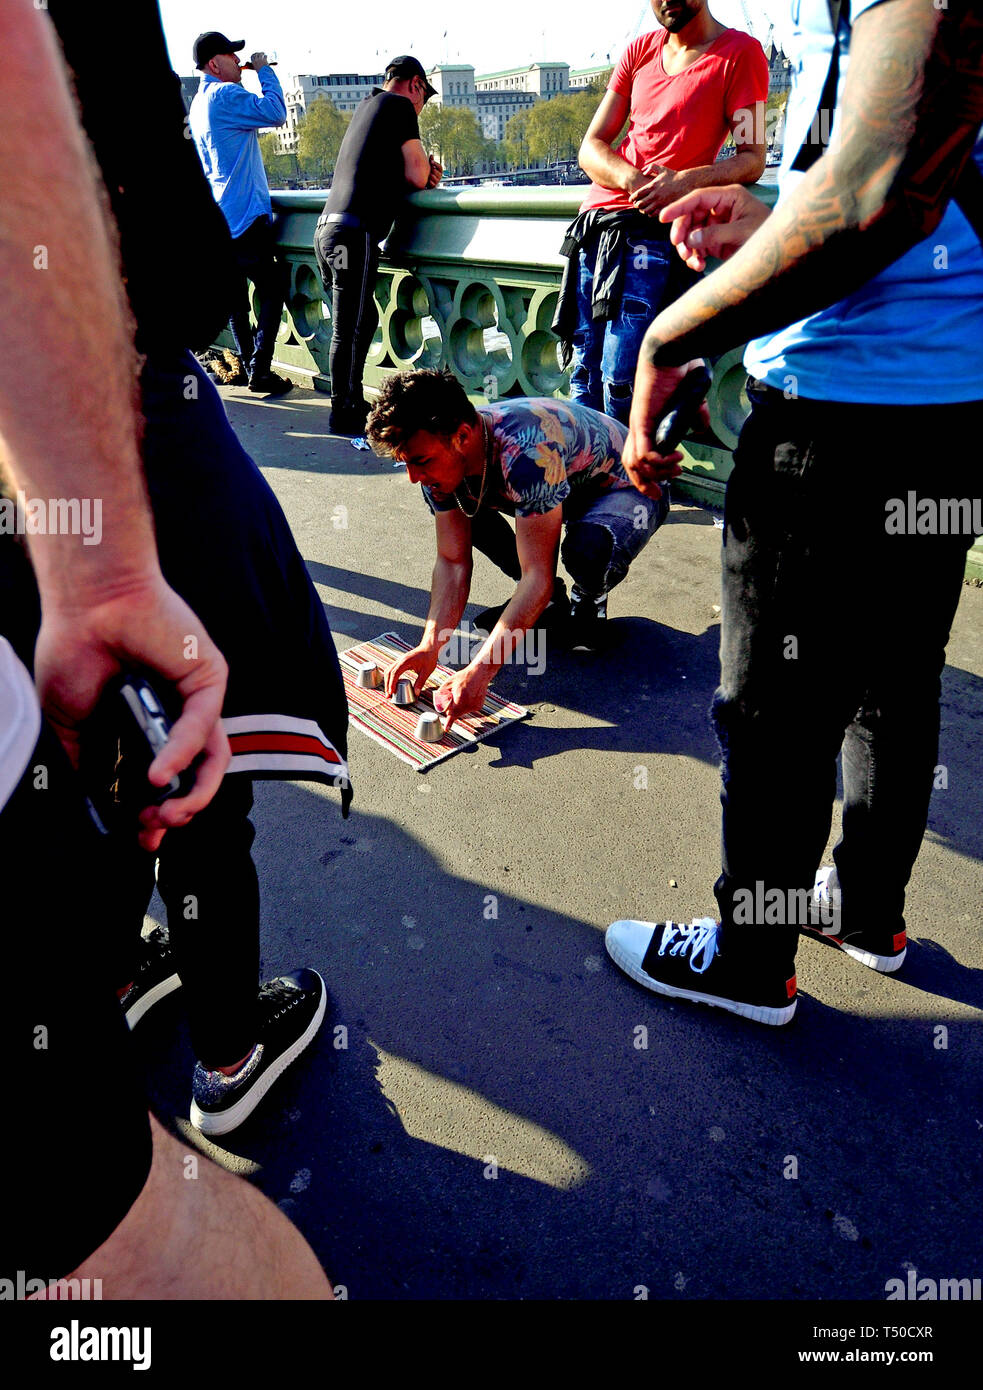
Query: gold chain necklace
454 417 492 518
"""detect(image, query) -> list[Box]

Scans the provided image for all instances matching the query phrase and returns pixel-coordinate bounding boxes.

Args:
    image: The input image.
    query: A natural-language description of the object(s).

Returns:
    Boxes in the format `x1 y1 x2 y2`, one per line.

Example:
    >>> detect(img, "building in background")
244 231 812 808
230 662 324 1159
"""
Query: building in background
474 62 570 98
178 74 198 113
276 72 385 154
568 64 612 91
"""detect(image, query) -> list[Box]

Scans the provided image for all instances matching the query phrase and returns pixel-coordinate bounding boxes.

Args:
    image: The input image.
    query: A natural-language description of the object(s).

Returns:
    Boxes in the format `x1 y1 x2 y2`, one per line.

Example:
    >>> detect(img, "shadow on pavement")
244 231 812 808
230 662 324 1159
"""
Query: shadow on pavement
138 783 983 1301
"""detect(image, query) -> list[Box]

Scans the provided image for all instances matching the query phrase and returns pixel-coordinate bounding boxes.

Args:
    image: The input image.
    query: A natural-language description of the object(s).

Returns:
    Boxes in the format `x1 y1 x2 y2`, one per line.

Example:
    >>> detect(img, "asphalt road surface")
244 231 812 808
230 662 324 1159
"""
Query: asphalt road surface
138 382 983 1301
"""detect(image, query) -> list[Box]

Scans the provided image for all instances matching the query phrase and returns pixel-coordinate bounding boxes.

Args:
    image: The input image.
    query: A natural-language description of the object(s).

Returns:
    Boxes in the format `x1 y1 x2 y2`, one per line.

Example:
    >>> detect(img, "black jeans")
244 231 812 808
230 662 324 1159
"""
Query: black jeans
713 384 982 970
314 220 379 414
107 775 260 1069
229 213 288 379
4 715 153 1278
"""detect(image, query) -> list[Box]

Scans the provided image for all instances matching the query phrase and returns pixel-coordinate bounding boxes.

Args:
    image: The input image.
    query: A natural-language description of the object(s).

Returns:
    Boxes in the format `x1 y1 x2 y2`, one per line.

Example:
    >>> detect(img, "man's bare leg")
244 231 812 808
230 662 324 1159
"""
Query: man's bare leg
56 1115 333 1300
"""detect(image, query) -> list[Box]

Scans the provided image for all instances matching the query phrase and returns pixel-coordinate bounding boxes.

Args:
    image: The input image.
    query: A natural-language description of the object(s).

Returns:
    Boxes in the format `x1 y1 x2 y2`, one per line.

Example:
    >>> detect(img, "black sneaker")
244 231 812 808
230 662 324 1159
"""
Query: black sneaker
567 586 608 652
329 400 370 436
605 917 798 1026
474 578 569 635
189 968 326 1136
119 925 182 1029
801 866 907 973
248 370 293 396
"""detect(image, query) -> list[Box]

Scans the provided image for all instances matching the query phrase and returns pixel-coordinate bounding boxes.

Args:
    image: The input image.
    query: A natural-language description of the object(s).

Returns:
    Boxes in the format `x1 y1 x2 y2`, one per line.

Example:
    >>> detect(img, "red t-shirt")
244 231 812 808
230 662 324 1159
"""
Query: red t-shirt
580 26 769 213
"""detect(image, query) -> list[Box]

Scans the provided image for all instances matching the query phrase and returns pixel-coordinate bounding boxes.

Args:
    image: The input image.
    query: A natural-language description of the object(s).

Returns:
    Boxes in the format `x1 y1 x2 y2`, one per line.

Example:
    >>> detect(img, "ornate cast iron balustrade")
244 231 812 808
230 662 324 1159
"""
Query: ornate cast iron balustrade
218 185 983 577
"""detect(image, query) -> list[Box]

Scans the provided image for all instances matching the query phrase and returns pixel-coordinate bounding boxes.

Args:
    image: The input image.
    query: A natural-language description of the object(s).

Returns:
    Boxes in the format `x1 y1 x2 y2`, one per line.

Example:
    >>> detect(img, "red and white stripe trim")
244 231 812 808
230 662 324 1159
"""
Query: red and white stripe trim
222 713 348 785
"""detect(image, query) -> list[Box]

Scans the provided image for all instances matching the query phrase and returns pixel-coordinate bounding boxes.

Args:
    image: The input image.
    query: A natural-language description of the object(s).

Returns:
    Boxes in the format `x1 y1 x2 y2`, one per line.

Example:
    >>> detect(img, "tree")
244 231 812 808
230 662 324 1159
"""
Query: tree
503 78 615 172
420 105 489 176
258 131 298 189
296 97 351 183
524 93 582 166
503 110 531 169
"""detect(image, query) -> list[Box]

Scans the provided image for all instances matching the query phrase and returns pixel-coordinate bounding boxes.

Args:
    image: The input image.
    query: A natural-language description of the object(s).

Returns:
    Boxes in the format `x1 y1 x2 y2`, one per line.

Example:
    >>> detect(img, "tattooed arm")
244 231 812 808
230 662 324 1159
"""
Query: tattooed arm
641 0 983 368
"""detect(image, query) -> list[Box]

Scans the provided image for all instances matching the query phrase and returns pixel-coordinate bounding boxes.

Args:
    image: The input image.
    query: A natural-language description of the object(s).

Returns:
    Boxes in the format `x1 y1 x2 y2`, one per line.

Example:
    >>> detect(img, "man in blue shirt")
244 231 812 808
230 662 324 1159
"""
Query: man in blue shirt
603 0 983 1025
190 30 292 395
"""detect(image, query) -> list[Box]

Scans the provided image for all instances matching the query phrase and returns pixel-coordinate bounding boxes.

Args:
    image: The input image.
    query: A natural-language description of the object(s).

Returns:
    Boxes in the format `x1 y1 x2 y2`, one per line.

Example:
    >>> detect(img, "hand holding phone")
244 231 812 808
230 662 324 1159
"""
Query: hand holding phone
652 363 713 453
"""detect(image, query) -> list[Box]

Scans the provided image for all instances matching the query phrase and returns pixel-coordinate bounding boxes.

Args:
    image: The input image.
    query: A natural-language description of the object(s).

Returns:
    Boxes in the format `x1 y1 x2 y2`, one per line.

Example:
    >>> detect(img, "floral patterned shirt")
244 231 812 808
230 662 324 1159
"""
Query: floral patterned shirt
423 398 632 519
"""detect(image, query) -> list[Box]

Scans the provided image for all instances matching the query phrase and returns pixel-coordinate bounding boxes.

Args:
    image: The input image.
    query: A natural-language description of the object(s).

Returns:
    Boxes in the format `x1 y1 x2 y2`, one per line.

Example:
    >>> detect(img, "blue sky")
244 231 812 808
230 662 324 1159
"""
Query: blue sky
159 1 781 79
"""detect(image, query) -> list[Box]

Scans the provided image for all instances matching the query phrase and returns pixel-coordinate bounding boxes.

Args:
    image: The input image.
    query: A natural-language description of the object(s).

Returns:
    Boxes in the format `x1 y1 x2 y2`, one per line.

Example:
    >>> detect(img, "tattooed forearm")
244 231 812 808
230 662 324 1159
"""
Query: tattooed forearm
644 0 983 366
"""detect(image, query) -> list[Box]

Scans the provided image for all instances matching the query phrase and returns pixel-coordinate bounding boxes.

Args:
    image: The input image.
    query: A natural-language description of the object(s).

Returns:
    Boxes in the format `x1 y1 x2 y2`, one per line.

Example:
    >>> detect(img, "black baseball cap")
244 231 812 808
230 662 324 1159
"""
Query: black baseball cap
194 31 245 70
385 55 437 100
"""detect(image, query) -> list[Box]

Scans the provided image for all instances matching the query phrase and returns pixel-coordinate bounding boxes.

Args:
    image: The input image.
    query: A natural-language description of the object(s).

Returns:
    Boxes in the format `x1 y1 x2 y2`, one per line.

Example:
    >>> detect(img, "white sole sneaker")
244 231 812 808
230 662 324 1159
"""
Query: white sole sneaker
605 920 798 1027
189 977 326 1136
124 972 182 1029
809 867 907 973
805 929 907 974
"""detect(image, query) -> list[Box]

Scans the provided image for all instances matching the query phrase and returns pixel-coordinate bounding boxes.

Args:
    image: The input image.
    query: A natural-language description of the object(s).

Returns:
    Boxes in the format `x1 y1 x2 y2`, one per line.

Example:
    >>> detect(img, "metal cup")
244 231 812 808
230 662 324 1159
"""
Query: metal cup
393 677 416 707
414 712 444 742
356 661 381 689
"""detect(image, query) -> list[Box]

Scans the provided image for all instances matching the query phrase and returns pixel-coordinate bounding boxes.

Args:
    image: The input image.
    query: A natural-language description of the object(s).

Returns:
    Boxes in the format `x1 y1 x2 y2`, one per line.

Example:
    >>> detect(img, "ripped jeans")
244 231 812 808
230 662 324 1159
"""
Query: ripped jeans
568 233 696 426
469 481 669 600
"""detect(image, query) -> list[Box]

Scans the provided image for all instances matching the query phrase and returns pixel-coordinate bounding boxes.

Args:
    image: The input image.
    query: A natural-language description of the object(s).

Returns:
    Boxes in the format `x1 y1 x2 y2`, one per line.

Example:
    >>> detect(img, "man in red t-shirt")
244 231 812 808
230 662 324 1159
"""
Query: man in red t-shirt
556 1 767 445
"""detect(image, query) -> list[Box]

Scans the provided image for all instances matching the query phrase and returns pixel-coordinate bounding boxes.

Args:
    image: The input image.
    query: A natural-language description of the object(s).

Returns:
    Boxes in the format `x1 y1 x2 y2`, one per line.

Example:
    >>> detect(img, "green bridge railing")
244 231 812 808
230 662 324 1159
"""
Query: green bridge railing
226 185 982 580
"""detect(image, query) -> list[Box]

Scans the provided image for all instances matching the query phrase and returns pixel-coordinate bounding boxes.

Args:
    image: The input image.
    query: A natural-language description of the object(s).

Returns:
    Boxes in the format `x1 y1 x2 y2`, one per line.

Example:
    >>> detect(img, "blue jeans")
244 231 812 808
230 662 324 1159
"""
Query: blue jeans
713 383 983 971
464 482 669 599
561 482 668 597
569 234 696 425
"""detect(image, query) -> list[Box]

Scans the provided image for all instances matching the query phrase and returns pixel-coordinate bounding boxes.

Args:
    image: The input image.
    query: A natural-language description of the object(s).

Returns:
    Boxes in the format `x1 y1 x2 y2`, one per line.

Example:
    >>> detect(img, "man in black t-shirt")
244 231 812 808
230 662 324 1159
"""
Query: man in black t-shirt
315 55 442 435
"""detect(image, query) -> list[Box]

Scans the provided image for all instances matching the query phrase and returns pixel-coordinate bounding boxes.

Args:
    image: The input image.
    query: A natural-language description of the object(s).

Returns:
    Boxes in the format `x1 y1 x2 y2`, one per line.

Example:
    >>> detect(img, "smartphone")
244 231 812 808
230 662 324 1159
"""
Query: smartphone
86 673 196 834
653 364 713 453
117 675 196 806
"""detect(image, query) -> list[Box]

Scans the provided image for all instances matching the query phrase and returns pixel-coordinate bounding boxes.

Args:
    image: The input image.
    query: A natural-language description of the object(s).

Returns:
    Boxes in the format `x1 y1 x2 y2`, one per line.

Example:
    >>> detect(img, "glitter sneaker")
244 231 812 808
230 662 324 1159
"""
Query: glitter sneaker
189 969 326 1135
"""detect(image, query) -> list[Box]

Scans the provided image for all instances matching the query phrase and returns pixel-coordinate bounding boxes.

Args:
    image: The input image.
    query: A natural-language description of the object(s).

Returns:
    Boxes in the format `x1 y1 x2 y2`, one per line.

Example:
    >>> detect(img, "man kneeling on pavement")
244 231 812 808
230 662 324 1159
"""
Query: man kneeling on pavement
366 369 674 727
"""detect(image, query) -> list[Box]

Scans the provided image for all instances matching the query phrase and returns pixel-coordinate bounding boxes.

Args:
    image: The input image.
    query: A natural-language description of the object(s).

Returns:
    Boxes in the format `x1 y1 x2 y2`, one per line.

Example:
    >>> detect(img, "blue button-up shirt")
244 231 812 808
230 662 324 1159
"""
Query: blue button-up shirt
189 68 286 240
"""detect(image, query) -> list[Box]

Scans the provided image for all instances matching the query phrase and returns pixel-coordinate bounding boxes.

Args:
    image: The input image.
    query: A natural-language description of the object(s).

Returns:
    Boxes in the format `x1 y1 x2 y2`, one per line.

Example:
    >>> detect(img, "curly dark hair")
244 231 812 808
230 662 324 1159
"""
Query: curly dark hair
366 369 478 456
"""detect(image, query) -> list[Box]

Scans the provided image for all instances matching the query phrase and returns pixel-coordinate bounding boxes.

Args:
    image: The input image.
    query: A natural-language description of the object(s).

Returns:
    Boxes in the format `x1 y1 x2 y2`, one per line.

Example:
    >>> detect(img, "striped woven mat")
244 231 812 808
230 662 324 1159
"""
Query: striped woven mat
338 632 529 771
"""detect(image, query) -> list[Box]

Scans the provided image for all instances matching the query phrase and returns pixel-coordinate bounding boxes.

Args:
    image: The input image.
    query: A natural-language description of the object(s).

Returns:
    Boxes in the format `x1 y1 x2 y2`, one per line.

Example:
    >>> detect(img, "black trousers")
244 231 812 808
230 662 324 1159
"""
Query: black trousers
713 384 982 969
314 221 380 414
4 716 153 1280
106 775 261 1069
229 213 288 380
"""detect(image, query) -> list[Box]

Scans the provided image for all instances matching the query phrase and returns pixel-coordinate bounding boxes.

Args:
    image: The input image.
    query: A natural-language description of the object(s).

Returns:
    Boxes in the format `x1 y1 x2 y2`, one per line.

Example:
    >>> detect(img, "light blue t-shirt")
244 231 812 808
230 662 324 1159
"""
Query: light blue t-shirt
189 69 286 240
744 0 983 404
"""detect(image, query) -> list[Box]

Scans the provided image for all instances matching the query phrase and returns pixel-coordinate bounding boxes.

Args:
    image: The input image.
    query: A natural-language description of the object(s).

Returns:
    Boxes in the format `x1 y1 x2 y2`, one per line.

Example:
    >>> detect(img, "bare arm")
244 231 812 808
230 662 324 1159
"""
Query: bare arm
384 506 472 696
640 0 983 366
579 90 639 194
402 138 433 190
0 6 228 844
425 508 474 648
436 506 562 731
582 90 766 219
469 507 561 676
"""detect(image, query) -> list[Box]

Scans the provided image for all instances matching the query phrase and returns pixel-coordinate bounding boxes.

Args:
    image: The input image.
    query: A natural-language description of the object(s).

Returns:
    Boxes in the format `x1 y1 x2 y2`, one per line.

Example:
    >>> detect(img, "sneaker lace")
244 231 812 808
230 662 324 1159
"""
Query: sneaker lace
143 925 170 953
813 869 841 933
258 977 303 1019
657 918 719 974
